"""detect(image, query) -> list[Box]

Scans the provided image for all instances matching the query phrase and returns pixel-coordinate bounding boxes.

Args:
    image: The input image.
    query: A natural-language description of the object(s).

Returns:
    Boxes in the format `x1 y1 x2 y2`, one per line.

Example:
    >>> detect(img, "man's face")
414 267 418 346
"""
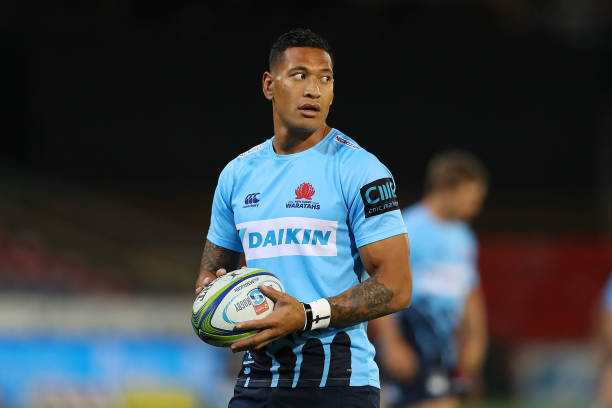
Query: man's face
447 180 487 221
265 47 334 132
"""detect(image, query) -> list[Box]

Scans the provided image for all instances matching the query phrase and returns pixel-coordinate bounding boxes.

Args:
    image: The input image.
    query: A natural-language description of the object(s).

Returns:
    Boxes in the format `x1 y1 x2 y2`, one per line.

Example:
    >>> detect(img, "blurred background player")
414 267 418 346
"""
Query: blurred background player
372 151 488 408
598 272 612 408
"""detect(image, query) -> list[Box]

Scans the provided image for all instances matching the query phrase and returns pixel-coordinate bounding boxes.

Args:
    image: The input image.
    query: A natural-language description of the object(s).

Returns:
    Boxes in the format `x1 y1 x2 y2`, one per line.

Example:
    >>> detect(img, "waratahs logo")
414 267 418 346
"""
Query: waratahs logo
295 182 315 200
287 182 320 210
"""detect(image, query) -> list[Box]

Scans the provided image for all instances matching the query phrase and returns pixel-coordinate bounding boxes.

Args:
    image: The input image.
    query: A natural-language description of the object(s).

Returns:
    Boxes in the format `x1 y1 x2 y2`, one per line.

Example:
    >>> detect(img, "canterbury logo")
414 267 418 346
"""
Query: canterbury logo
244 193 260 205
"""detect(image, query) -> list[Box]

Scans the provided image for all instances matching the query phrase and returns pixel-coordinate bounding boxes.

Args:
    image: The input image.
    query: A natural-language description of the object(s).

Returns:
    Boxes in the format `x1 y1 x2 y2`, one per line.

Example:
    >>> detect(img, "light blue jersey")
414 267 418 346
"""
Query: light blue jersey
396 204 479 371
207 128 406 388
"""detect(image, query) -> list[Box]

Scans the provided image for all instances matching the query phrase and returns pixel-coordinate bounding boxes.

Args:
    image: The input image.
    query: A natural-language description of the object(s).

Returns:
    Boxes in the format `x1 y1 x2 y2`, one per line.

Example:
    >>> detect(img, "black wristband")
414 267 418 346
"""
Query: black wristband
302 302 313 331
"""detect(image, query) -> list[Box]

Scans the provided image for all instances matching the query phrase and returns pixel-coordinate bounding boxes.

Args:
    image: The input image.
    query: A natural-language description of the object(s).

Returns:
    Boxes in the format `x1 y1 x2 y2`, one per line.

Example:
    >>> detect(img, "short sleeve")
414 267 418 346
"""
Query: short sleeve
206 162 243 252
344 153 406 248
466 236 480 290
604 273 612 311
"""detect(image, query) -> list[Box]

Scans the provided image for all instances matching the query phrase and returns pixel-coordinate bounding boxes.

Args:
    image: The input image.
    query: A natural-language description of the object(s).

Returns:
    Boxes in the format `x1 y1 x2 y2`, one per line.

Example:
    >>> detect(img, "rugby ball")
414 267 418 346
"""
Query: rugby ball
191 268 285 347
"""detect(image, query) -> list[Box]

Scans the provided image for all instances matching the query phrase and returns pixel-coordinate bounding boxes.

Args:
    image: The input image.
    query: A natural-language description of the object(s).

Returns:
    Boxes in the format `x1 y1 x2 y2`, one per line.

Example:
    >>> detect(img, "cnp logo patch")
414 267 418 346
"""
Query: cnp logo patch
360 177 399 218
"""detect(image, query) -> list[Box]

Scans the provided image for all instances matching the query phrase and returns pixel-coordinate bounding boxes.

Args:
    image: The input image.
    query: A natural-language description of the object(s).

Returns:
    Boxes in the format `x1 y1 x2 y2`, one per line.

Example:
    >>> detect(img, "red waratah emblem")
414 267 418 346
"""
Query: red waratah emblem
295 182 315 200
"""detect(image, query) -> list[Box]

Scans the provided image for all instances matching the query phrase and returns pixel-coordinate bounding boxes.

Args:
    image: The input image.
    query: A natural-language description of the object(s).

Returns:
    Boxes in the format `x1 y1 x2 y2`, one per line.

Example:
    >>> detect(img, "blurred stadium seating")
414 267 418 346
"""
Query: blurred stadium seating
0 167 207 293
0 169 238 407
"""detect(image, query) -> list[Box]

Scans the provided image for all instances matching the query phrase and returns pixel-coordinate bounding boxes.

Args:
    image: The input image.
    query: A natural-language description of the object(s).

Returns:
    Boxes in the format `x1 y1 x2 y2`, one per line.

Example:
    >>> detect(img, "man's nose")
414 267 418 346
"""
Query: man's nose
304 77 320 98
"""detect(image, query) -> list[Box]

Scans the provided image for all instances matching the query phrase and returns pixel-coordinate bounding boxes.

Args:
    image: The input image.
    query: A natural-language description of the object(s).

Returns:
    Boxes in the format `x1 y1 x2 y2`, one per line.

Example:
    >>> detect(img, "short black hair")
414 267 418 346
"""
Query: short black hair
269 28 333 71
425 150 489 192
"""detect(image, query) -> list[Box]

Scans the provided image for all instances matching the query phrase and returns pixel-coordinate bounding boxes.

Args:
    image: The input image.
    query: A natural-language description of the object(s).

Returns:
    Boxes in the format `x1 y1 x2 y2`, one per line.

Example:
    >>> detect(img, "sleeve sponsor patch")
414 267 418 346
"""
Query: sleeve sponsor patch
238 142 265 157
359 178 399 218
333 134 360 150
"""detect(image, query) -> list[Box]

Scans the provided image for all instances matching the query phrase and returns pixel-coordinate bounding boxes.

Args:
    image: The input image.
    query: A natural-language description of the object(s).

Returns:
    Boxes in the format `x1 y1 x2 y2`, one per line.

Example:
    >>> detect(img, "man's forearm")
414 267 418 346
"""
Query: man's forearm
324 234 412 328
457 333 487 375
456 288 488 375
603 313 612 352
199 239 243 275
327 275 400 328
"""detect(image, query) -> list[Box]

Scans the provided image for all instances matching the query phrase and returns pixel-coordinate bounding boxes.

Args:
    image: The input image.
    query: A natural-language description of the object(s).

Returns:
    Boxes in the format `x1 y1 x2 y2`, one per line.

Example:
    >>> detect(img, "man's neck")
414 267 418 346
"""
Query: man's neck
423 195 453 222
272 123 330 155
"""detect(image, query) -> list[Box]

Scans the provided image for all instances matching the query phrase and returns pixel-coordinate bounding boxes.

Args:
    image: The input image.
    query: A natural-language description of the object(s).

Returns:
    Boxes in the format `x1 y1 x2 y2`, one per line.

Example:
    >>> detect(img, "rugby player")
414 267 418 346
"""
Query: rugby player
372 151 488 408
194 28 412 408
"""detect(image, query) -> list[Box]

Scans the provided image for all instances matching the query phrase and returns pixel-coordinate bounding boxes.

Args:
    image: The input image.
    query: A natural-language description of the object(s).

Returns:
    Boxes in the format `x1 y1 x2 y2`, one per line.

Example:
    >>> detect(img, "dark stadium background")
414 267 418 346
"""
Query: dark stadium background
1 1 611 407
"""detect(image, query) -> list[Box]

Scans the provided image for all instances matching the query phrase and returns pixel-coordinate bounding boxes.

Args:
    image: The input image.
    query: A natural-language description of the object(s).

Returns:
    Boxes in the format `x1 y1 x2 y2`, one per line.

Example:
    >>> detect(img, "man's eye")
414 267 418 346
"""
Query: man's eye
321 76 332 83
293 73 306 80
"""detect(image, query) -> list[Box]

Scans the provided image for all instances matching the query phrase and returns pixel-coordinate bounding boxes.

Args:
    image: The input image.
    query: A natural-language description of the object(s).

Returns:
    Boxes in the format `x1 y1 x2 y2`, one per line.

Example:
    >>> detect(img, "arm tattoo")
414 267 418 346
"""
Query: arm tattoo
199 239 243 274
327 275 394 328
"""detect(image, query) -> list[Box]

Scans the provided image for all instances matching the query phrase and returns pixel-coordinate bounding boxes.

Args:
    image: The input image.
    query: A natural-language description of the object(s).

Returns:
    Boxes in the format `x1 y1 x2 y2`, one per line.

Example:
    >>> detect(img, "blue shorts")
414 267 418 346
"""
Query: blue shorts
386 368 459 407
228 385 380 408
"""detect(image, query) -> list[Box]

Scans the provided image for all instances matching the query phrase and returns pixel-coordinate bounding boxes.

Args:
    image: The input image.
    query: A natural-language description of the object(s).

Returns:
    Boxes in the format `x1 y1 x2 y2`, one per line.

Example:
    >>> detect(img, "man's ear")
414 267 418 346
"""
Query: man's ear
262 72 274 101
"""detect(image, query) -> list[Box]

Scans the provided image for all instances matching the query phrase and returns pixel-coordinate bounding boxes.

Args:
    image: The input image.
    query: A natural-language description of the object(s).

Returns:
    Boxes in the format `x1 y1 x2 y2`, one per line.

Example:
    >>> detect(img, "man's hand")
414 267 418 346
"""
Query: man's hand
195 268 228 295
195 266 250 294
371 314 418 381
381 339 419 381
230 285 305 352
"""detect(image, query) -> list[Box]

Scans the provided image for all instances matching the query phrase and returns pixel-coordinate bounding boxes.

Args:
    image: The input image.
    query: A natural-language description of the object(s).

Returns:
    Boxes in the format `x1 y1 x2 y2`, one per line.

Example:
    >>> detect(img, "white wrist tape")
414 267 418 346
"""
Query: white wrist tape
302 298 331 331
